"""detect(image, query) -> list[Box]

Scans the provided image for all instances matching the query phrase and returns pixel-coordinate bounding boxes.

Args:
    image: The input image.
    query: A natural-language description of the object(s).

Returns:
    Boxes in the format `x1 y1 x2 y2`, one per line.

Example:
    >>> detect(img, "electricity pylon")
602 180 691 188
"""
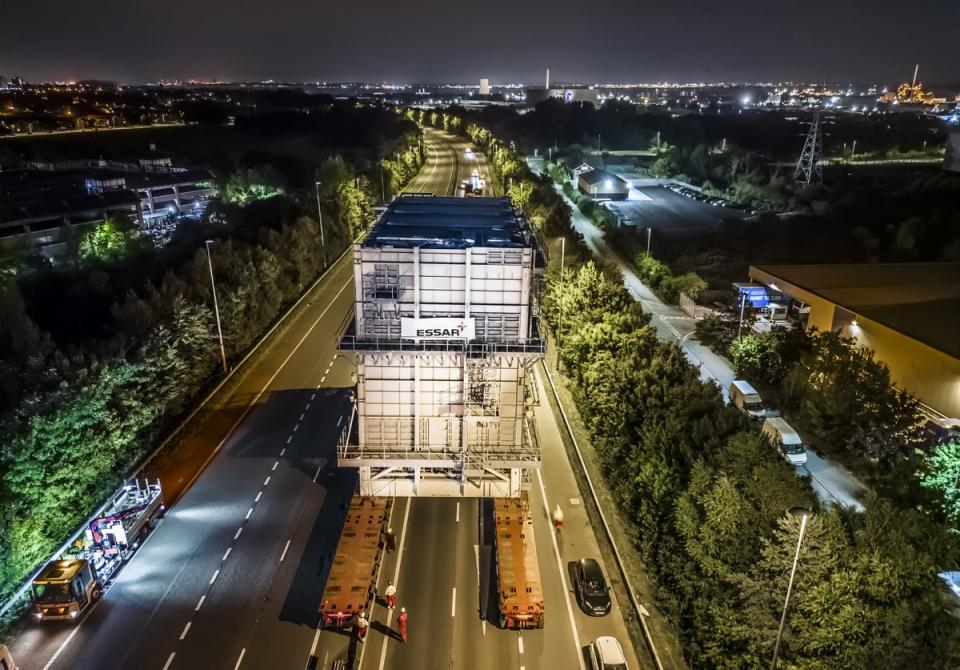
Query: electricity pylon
794 111 823 186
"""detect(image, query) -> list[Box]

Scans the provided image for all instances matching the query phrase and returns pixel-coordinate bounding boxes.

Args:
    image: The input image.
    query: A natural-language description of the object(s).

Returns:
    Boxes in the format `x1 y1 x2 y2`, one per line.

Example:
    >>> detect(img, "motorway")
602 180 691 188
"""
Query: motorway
10 127 642 670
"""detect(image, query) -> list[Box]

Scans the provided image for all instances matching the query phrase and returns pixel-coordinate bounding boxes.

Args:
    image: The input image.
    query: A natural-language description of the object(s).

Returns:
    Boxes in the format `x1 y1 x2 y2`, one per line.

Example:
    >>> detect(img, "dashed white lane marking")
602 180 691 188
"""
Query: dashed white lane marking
255 491 263 502
320 376 326 384
518 635 524 654
299 412 305 422
264 476 271 486
312 465 322 483
293 423 300 432
195 595 205 611
245 507 253 520
280 539 292 563
179 622 191 640
234 527 243 540
209 569 220 585
286 435 293 445
234 648 246 670
280 448 286 457
222 547 232 561
315 383 322 390
310 392 317 401
304 402 311 410
272 461 279 471
451 587 456 617
162 652 176 670
336 416 343 427
456 501 460 523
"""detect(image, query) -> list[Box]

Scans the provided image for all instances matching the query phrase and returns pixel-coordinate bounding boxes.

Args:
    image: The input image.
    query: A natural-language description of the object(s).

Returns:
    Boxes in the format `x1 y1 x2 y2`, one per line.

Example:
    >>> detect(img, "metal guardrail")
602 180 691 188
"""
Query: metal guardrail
540 360 666 670
0 230 362 620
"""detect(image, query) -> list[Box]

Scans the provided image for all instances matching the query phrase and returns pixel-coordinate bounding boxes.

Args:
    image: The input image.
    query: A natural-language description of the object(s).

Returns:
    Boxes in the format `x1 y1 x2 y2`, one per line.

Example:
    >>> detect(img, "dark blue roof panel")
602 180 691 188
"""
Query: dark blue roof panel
363 195 530 249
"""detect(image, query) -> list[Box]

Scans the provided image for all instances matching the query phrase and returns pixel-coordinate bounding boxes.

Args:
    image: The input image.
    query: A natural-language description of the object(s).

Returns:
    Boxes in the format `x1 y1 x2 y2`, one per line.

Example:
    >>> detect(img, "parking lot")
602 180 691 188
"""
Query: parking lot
606 184 747 234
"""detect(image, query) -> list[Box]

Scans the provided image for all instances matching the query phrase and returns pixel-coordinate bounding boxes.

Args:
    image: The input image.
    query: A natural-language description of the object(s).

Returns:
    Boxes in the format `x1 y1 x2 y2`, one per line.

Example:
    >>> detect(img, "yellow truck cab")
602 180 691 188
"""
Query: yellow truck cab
32 559 101 622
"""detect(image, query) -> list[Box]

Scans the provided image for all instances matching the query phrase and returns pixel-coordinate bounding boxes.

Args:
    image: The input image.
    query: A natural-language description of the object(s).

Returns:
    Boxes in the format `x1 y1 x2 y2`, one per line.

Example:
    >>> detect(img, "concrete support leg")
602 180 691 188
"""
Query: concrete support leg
510 468 522 498
359 466 372 496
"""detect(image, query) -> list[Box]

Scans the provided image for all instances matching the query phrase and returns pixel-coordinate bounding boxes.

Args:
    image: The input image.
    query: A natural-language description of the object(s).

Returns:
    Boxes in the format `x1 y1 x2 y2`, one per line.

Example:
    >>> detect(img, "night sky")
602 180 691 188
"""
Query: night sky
2 0 958 85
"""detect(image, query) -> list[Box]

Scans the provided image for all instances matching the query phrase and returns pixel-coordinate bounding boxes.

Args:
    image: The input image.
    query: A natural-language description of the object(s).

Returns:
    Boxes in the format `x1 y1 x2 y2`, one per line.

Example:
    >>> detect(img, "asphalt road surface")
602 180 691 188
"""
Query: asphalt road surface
553 181 868 512
9 128 641 670
607 185 744 234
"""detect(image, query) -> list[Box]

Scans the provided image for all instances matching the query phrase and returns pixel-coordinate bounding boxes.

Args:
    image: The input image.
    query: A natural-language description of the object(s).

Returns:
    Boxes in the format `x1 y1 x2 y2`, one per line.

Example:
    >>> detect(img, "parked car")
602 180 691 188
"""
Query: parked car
589 636 629 670
729 380 765 419
572 558 612 616
762 417 808 465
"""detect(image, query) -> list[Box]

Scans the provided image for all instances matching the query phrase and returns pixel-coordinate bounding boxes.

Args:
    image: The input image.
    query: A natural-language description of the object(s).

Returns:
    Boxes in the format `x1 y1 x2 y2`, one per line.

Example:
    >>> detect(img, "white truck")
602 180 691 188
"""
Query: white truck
762 417 808 465
728 380 765 419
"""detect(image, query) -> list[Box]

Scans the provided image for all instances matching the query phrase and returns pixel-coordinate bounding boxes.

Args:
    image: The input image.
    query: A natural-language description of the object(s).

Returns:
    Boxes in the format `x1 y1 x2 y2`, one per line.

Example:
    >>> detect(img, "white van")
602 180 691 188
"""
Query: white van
0 644 17 670
762 417 808 465
729 380 765 419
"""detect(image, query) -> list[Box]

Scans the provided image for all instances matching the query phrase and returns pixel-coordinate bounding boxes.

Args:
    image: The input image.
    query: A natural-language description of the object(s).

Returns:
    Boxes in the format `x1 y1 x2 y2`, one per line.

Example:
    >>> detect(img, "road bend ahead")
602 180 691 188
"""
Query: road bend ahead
10 129 640 670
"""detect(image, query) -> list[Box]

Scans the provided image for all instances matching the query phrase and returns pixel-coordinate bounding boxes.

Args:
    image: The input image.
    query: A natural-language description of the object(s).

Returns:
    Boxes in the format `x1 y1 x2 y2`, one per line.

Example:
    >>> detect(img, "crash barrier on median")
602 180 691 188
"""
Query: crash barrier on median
540 361 666 670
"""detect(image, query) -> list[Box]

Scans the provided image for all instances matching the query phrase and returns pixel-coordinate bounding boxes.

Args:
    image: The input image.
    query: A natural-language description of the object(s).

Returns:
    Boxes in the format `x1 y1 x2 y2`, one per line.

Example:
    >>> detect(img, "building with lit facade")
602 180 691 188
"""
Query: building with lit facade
749 263 960 420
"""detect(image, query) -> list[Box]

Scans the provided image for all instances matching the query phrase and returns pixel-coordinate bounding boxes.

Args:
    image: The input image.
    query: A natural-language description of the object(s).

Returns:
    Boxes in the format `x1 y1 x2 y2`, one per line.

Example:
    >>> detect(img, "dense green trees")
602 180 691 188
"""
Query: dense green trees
0 119 425 605
457 114 960 666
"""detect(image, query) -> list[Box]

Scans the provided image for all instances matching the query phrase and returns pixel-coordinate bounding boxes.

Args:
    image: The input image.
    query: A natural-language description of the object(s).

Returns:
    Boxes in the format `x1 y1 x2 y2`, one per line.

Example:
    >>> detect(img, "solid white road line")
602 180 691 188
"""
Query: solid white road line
179 621 191 640
162 652 176 670
451 587 457 617
234 648 246 670
255 491 262 503
280 539 292 563
234 527 243 540
535 468 586 670
209 570 220 585
195 595 205 611
222 548 232 561
373 498 413 670
170 275 353 506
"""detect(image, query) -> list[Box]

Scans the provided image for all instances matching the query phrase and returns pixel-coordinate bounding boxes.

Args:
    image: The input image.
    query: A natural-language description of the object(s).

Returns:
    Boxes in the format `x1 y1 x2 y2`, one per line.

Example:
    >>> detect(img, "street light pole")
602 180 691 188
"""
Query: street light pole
314 180 327 268
850 139 857 160
204 240 228 374
737 292 747 338
557 237 565 371
771 510 810 670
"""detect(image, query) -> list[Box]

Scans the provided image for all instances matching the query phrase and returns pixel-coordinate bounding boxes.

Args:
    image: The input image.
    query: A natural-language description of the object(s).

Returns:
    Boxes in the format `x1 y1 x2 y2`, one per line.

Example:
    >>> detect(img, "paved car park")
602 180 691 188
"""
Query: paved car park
605 184 747 234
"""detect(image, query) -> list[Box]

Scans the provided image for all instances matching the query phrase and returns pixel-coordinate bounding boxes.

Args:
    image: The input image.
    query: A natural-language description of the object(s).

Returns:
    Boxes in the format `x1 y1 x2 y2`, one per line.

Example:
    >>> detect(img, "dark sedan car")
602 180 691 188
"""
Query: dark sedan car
573 558 611 616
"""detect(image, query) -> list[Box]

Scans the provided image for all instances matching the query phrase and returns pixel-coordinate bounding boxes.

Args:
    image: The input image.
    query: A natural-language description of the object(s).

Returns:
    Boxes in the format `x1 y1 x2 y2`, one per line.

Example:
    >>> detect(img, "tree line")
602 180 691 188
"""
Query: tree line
0 122 425 606
428 108 960 667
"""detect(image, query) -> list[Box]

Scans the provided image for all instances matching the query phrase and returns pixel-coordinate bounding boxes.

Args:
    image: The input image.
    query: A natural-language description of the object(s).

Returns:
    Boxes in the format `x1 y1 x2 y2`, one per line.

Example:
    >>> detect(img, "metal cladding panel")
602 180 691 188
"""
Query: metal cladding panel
494 496 544 623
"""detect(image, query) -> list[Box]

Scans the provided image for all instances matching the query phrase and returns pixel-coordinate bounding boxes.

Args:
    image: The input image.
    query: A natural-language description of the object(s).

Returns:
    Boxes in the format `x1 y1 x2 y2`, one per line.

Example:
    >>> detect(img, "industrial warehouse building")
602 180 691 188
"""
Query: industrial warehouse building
749 263 960 420
577 169 629 200
337 196 545 497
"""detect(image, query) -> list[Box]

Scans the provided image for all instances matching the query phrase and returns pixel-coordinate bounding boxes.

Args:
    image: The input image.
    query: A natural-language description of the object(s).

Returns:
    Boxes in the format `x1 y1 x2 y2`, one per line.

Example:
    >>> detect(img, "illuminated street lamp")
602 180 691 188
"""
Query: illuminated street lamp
204 240 228 374
771 508 811 670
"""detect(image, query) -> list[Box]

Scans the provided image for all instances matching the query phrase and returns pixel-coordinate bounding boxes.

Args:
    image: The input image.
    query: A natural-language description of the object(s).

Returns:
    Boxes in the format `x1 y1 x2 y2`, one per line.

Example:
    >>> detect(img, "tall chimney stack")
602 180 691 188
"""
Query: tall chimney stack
545 68 550 90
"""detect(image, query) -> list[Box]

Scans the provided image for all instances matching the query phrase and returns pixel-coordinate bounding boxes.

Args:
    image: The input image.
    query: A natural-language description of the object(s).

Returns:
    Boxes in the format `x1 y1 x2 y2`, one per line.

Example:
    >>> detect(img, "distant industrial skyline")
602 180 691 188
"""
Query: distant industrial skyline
1 0 958 86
